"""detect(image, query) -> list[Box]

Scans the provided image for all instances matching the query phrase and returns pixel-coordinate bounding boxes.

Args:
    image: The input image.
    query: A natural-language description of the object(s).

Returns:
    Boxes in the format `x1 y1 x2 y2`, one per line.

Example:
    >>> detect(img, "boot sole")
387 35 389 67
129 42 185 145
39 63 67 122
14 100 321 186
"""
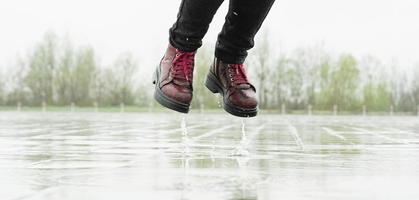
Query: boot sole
153 66 190 113
205 72 257 118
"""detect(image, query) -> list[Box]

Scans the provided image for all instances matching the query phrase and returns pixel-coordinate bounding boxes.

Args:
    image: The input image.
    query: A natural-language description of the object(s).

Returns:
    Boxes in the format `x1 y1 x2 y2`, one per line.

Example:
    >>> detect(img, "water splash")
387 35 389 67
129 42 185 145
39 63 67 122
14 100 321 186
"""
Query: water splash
231 119 250 156
181 115 191 155
217 94 223 108
181 116 188 137
241 119 247 142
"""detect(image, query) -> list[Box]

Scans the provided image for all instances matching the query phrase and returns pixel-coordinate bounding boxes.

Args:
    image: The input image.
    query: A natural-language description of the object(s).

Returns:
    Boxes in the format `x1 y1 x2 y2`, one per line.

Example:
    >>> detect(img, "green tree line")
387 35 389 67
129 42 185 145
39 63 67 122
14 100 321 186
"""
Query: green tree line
0 32 142 107
0 32 418 113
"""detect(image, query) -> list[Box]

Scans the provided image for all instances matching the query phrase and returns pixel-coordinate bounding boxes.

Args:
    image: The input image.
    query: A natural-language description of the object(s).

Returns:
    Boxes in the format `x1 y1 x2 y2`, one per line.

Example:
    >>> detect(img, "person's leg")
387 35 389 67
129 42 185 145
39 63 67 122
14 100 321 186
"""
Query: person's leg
215 0 275 63
155 0 225 113
170 0 225 52
205 0 275 117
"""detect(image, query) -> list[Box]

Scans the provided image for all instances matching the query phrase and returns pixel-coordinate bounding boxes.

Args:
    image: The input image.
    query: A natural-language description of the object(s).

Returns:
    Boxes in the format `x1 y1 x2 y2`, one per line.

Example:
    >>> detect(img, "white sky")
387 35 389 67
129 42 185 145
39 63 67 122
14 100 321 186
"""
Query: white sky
0 0 418 72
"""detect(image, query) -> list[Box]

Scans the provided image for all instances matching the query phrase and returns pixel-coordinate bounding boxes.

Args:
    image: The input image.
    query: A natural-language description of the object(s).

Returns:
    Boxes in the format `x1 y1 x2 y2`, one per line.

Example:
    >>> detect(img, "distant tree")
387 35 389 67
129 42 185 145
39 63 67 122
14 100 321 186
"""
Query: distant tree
91 67 107 106
316 54 360 110
134 84 152 107
411 65 419 107
54 41 74 105
332 54 361 110
6 57 30 105
285 46 327 109
24 32 57 105
191 46 218 109
95 68 118 106
272 54 288 108
284 59 304 109
54 41 97 106
397 65 419 112
0 70 4 105
110 53 138 105
363 81 391 111
72 47 97 105
252 31 272 109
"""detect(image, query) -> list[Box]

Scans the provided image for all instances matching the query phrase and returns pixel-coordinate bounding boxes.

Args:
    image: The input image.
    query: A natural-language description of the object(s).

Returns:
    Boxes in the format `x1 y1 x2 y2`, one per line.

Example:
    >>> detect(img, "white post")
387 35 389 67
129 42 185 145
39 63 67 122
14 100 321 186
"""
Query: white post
333 104 338 116
120 102 125 113
17 102 21 112
308 104 312 116
42 101 46 112
362 105 367 116
281 103 286 115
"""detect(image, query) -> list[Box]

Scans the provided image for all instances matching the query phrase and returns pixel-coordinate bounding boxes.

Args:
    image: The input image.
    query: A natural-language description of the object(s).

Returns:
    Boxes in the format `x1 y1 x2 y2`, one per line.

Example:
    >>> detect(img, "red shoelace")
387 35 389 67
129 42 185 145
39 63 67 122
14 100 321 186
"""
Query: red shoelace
228 64 249 86
171 50 195 83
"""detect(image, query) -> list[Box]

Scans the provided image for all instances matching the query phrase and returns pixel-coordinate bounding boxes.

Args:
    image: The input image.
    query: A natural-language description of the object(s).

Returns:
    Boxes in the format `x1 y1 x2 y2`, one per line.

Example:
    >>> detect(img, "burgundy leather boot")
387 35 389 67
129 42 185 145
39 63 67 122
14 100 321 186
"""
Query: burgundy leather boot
205 58 258 117
153 44 195 113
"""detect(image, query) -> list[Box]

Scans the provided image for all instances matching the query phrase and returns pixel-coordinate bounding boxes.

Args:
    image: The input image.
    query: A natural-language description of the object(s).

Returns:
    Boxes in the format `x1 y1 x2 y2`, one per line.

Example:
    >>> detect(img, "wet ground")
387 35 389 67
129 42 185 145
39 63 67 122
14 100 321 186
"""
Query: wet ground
1 112 419 200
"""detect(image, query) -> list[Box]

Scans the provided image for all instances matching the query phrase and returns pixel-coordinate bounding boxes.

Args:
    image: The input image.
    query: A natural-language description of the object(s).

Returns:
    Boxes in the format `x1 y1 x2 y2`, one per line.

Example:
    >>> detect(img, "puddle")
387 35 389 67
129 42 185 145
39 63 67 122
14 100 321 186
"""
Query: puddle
0 113 419 200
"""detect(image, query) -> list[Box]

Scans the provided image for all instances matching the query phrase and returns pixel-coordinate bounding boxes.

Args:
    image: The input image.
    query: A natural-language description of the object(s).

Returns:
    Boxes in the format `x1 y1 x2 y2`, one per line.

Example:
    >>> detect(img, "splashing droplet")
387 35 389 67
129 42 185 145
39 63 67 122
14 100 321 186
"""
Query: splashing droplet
217 94 223 108
181 116 187 137
241 119 247 142
231 119 249 156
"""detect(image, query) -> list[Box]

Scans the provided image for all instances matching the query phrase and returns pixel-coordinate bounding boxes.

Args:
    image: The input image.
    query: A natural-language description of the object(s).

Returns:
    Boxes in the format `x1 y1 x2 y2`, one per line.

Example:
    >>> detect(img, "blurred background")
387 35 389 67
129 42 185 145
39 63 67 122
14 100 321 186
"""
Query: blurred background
1 0 419 114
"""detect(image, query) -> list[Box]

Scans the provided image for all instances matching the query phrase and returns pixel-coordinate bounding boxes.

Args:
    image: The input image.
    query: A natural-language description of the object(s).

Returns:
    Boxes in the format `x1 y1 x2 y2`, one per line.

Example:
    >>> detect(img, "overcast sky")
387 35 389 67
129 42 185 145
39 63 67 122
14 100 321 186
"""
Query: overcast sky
0 0 418 72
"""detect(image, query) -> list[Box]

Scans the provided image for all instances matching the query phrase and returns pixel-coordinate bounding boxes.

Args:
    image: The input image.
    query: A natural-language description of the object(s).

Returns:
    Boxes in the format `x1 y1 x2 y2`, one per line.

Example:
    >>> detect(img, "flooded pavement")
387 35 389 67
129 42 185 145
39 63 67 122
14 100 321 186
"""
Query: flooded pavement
1 112 419 200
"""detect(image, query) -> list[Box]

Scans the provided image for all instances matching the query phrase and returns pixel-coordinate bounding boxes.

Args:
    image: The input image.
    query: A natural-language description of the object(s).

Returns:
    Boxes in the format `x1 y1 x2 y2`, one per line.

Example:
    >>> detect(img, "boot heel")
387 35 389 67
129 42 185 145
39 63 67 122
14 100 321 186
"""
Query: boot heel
205 73 220 94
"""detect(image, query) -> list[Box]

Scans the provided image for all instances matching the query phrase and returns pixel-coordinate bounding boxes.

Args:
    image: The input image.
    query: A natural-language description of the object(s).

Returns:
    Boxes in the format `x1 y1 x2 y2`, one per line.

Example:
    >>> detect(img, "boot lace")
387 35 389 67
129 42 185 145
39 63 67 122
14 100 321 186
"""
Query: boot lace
228 64 249 86
171 50 195 83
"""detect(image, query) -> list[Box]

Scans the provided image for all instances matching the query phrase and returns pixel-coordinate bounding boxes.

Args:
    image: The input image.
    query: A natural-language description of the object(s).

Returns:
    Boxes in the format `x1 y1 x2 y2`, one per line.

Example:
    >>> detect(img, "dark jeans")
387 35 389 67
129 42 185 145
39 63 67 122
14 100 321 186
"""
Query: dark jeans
169 0 275 64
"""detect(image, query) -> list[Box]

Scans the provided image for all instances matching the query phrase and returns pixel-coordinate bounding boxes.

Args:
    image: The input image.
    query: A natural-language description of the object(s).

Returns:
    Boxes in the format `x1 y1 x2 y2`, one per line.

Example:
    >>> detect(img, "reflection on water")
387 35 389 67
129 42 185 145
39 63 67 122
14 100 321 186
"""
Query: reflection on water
0 113 419 200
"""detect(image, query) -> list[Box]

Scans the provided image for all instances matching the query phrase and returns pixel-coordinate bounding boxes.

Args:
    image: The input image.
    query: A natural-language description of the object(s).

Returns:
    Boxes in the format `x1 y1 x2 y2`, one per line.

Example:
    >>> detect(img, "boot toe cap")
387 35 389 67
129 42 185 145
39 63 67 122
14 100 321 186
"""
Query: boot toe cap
228 93 258 110
161 84 192 104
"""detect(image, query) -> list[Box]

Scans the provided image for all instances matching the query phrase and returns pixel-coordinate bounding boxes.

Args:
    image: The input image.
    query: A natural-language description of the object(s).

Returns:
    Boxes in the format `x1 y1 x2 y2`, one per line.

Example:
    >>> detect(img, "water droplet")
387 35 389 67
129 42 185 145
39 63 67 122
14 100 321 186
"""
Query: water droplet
241 119 247 142
181 116 187 137
217 94 223 108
